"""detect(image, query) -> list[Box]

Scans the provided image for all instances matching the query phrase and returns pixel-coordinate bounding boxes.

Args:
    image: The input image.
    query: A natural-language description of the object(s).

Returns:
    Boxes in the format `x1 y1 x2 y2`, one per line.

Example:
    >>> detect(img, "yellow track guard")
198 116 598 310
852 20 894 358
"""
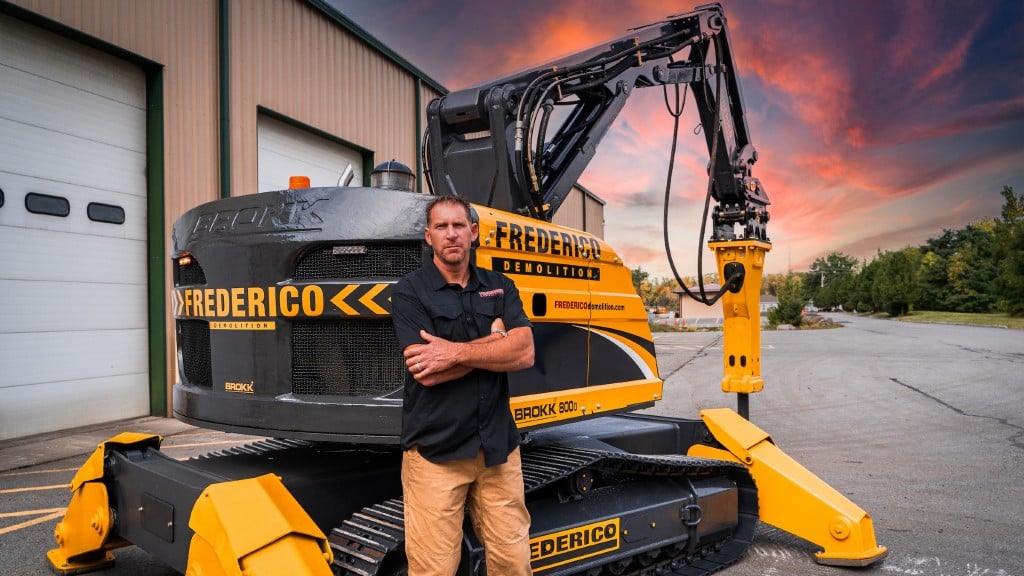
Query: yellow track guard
47 432 162 574
689 408 888 566
185 473 333 576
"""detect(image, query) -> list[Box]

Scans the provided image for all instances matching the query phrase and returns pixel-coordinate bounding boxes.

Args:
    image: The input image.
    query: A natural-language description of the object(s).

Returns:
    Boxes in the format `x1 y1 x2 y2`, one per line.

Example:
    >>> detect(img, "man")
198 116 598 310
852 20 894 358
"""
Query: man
390 195 535 576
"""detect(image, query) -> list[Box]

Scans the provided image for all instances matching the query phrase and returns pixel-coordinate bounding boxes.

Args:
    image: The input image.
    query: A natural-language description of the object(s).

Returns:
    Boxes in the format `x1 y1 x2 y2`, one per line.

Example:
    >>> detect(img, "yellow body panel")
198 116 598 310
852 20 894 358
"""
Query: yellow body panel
510 379 662 429
690 408 888 566
186 474 333 576
475 205 662 425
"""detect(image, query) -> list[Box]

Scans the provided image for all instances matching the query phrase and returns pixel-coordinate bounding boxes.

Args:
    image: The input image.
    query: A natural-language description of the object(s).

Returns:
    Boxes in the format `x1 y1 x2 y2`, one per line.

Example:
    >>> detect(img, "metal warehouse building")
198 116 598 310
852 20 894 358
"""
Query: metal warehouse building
0 0 604 441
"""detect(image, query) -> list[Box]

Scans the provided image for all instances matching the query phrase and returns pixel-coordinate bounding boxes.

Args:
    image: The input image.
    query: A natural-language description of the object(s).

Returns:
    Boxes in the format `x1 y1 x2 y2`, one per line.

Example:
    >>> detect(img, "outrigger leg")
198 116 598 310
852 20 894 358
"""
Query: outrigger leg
47 433 334 576
689 408 889 566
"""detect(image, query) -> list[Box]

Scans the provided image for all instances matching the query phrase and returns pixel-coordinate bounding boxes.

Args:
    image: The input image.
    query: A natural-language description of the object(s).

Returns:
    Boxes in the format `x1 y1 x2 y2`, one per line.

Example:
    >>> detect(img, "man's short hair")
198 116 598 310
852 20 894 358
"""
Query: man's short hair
425 195 473 225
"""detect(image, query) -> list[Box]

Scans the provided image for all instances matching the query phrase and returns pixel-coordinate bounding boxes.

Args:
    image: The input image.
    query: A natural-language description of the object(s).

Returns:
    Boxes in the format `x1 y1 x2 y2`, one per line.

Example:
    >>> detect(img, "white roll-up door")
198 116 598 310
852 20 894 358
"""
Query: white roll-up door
0 14 149 440
257 113 365 192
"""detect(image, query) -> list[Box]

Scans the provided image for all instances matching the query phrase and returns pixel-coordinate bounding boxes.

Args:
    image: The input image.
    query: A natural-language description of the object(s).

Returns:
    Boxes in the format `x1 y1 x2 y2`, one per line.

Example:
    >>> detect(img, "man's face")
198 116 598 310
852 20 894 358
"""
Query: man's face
425 202 478 267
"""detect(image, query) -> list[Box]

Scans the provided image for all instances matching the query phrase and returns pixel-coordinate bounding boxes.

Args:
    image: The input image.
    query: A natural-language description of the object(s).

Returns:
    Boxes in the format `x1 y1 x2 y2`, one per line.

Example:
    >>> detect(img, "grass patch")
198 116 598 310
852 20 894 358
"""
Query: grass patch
896 310 1024 329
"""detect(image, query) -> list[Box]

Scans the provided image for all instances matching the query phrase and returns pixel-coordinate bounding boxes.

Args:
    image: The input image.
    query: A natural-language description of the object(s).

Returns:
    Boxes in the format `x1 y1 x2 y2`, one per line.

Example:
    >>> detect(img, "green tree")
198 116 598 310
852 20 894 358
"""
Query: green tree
768 273 807 327
804 252 859 310
942 221 999 313
917 249 948 310
651 277 681 311
762 273 788 296
631 266 651 304
850 258 880 312
873 248 922 316
817 187 1020 315
994 186 1024 315
916 222 998 312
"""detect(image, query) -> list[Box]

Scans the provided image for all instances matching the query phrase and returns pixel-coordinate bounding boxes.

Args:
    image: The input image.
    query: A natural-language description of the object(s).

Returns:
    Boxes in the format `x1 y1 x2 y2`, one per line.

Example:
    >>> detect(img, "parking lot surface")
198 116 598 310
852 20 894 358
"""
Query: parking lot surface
1 313 1021 575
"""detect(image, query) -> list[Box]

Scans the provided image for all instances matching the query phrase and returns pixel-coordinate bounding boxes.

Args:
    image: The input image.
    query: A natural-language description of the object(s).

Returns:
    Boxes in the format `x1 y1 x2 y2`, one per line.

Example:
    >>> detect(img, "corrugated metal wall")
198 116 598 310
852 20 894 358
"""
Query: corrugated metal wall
552 186 605 238
553 187 585 231
585 194 605 238
7 0 604 417
420 85 443 110
9 0 220 222
230 0 424 192
7 0 439 413
7 0 220 410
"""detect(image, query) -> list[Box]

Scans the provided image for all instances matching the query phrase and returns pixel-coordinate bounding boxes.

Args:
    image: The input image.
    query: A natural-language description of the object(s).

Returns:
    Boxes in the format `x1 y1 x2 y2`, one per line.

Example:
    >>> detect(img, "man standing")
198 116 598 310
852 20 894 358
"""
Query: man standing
390 195 535 576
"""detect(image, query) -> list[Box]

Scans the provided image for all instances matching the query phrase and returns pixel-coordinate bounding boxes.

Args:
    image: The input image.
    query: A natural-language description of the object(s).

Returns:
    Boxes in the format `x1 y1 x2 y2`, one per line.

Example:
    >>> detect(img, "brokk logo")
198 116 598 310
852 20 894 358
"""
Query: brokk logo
513 400 579 425
514 403 556 421
225 381 254 394
190 198 327 238
530 519 620 572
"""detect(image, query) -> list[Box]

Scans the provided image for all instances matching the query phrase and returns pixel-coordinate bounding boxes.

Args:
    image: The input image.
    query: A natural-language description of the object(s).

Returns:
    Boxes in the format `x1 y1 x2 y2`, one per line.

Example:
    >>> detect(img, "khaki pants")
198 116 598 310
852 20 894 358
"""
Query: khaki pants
402 446 532 576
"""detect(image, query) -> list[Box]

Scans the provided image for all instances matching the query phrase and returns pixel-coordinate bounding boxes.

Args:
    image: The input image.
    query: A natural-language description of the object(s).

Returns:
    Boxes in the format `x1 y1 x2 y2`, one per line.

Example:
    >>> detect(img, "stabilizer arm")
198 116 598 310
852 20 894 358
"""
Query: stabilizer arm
47 433 333 576
689 409 888 566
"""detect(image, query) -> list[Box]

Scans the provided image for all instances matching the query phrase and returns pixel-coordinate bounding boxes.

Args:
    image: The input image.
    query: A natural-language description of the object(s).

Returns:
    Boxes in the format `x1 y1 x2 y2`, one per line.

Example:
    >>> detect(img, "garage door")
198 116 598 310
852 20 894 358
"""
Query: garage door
257 113 365 192
0 14 149 440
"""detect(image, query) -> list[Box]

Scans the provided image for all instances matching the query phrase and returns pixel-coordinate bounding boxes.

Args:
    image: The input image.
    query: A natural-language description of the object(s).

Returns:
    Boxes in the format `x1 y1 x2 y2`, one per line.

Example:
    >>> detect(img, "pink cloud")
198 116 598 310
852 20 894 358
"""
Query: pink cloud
334 0 1024 275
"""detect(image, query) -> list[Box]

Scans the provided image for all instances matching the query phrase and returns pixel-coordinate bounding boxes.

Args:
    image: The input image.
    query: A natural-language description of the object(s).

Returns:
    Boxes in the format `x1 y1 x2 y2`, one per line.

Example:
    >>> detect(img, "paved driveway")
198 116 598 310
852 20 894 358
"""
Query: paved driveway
2 313 1021 575
648 313 1023 576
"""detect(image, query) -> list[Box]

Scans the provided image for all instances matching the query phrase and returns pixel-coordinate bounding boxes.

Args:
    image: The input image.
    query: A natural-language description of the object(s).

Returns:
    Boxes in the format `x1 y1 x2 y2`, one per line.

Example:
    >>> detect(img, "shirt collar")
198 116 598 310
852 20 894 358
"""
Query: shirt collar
424 255 484 292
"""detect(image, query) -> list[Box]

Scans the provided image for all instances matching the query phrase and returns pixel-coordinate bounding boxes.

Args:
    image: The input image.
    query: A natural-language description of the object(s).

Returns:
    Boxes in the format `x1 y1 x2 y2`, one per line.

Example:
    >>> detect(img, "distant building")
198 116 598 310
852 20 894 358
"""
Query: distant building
673 284 778 327
553 183 606 238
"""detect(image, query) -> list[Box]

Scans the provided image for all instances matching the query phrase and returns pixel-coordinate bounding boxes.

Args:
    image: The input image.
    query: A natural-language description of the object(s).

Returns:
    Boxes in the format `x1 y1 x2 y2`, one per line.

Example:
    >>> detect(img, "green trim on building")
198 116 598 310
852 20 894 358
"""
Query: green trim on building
363 154 376 187
415 77 423 193
219 0 231 199
146 68 167 416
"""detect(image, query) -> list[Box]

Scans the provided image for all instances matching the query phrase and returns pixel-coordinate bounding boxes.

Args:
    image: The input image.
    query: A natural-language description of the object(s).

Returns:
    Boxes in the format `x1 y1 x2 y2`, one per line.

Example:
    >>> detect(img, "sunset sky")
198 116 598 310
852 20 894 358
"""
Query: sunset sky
331 0 1024 278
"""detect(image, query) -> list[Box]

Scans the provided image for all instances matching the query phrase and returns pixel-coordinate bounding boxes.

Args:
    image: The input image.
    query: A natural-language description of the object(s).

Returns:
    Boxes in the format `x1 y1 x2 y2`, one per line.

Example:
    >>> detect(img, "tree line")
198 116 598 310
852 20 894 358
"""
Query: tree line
772 186 1024 318
632 186 1024 322
630 268 719 313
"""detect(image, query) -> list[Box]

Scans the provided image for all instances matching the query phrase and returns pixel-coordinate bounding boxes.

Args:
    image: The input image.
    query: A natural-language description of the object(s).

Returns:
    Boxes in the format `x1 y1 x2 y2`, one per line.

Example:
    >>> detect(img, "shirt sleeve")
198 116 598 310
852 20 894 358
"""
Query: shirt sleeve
500 274 532 331
390 279 431 351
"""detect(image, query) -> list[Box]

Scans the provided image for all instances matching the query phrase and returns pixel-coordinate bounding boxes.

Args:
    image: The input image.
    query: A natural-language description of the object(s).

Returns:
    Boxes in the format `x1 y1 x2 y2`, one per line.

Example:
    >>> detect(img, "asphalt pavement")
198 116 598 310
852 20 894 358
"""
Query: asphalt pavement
645 314 1024 576
1 313 1022 576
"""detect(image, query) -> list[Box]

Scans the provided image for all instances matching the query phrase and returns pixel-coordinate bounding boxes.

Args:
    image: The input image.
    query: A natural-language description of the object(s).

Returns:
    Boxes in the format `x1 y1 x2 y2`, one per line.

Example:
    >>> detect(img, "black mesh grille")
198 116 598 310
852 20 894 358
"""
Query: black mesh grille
175 259 207 286
178 320 211 388
293 243 425 281
291 320 403 397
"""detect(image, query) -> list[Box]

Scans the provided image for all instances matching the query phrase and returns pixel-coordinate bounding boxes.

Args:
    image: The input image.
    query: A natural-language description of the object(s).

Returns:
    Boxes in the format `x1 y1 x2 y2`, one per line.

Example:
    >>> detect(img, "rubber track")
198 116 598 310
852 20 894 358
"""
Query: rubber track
331 445 757 576
189 438 312 459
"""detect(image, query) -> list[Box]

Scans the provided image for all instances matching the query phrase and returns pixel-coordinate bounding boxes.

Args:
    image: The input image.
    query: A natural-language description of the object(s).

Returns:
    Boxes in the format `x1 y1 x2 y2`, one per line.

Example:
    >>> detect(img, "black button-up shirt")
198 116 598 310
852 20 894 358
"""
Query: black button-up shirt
391 257 531 466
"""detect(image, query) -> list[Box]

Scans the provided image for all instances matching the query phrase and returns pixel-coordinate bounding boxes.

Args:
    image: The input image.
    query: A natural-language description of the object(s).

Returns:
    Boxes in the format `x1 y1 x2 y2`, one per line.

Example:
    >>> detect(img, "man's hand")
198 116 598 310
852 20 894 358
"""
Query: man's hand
405 330 462 383
404 322 533 387
490 317 506 335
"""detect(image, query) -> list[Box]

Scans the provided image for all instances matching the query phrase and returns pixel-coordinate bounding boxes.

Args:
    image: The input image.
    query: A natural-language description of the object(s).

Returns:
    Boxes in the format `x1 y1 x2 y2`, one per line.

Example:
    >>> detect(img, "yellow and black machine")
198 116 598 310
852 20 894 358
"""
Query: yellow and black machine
48 4 887 575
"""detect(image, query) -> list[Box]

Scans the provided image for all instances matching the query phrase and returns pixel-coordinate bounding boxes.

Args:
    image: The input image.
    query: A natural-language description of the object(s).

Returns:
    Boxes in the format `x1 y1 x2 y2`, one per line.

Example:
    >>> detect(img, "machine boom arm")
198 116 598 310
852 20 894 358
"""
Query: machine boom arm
424 2 769 241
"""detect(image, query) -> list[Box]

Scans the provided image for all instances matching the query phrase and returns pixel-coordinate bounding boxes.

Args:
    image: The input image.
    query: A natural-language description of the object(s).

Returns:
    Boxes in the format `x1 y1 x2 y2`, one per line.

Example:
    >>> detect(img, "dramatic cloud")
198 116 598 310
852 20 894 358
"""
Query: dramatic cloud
331 0 1024 276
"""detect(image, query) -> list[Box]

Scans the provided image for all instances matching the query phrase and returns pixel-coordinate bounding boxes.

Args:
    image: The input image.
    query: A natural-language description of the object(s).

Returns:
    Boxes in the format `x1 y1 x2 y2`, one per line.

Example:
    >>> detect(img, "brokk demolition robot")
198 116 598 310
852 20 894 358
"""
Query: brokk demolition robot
48 4 886 575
